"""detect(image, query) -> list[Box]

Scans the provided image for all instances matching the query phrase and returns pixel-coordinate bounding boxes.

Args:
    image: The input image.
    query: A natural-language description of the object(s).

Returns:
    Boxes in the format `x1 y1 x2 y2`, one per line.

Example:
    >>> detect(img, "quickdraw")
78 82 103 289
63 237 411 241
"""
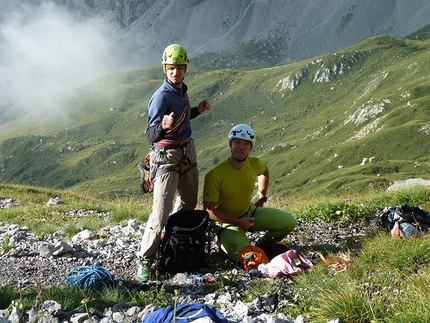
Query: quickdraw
318 253 351 274
138 153 153 193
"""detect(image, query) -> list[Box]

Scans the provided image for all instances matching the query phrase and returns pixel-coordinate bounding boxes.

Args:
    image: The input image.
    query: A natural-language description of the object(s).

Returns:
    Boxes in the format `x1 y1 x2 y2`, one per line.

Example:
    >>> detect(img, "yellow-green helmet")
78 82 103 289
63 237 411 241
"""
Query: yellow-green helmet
162 44 189 72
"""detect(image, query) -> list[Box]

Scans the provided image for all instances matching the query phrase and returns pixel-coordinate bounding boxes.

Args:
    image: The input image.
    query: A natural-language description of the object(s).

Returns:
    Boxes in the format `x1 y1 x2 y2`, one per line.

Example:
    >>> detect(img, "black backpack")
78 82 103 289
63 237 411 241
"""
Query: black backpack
256 241 290 261
155 210 209 274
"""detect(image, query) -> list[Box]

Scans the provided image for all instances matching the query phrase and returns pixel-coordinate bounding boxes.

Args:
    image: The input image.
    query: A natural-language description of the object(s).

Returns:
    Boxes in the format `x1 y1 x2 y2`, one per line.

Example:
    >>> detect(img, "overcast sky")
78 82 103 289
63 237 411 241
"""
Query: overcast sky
0 1 121 112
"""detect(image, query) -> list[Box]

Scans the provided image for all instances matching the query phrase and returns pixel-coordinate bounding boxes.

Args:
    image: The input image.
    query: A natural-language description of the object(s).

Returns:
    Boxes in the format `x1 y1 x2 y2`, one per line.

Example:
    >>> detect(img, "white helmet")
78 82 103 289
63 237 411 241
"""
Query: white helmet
228 124 256 146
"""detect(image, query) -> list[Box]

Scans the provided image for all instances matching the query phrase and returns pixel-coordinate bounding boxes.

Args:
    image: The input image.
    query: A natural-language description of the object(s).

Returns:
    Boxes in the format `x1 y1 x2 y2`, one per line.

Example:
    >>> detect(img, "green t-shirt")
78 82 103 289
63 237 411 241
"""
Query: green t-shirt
203 156 266 218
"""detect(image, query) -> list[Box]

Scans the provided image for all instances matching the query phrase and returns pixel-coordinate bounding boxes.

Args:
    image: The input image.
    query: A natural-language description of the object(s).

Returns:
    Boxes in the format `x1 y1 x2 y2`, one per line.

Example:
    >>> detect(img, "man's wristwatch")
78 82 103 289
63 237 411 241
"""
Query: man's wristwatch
259 197 268 202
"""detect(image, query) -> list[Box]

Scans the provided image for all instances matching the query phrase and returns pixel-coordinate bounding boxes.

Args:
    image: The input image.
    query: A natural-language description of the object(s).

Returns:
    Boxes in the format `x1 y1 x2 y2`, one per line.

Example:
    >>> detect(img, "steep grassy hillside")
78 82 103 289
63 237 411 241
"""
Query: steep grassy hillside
194 35 430 198
0 34 429 199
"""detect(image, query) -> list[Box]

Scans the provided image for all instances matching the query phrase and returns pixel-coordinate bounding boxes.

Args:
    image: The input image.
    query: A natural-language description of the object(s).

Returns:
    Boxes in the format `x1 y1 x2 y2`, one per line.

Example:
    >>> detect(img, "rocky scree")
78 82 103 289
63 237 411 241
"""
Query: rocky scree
0 197 377 323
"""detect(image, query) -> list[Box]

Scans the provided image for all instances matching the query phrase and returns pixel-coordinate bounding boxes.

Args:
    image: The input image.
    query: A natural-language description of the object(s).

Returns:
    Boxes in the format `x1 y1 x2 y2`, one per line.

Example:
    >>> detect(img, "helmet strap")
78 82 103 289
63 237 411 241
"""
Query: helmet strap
228 140 252 164
230 148 248 162
166 77 184 86
234 155 248 162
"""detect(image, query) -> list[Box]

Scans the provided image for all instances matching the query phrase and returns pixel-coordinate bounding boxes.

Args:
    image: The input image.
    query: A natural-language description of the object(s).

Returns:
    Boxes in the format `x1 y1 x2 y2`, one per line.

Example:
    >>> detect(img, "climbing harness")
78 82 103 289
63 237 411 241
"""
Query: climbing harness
151 139 197 179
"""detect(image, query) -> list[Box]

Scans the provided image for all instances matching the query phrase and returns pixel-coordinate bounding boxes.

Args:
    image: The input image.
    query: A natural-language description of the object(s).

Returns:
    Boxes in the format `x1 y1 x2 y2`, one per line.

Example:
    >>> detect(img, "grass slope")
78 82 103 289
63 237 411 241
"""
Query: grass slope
1 183 430 322
0 34 429 199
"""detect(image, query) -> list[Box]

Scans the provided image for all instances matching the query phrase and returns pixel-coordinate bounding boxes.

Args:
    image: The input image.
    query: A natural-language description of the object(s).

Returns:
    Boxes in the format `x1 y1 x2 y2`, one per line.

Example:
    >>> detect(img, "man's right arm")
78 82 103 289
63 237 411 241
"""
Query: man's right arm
146 123 167 143
146 93 175 143
203 201 255 231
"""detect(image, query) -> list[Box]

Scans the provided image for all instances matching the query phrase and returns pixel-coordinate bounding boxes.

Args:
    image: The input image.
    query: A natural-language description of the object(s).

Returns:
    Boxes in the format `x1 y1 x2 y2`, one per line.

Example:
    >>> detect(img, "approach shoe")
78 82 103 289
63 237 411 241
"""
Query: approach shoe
247 267 262 278
136 259 150 283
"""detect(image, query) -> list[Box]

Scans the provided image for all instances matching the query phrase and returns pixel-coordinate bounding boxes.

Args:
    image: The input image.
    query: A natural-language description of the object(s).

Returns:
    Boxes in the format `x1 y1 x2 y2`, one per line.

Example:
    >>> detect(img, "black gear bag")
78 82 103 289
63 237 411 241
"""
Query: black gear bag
381 204 430 237
155 210 209 274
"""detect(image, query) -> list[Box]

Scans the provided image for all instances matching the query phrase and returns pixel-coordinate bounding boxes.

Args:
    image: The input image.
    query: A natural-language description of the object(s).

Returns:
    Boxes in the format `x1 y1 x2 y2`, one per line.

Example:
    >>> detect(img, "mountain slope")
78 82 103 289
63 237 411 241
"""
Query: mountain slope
193 34 430 197
2 0 430 128
4 0 430 69
115 0 430 69
0 33 429 199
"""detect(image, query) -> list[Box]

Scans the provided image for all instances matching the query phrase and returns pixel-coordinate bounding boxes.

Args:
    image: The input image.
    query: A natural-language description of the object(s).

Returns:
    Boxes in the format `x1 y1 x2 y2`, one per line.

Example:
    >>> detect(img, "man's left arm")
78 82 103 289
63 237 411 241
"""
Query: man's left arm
254 166 269 207
190 99 211 119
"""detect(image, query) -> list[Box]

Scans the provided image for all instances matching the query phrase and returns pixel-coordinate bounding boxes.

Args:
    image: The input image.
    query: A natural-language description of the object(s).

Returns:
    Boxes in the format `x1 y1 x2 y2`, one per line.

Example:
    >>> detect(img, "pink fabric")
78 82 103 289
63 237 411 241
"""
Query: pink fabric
258 249 313 278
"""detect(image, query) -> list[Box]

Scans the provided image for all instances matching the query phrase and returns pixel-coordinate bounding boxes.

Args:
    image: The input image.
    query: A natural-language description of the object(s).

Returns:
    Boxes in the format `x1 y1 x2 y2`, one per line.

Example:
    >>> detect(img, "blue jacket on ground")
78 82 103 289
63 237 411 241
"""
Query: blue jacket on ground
142 303 227 323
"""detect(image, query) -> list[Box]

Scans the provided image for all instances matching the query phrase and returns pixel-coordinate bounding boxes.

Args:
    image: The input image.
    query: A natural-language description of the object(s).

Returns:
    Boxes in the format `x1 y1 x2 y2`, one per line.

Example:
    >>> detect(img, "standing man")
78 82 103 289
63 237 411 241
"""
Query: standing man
203 124 296 264
137 44 210 281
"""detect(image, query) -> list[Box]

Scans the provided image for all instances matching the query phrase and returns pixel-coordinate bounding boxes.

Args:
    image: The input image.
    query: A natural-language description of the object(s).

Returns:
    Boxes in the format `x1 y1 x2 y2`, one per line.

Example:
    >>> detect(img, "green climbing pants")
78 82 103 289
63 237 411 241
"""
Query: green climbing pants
212 204 296 262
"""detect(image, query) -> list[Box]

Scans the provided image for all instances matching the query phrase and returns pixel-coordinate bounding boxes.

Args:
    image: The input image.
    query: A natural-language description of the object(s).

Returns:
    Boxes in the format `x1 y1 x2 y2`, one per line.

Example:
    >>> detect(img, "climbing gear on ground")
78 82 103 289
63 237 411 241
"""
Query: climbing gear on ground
66 265 121 291
185 273 216 285
238 245 269 272
380 204 430 238
318 252 351 274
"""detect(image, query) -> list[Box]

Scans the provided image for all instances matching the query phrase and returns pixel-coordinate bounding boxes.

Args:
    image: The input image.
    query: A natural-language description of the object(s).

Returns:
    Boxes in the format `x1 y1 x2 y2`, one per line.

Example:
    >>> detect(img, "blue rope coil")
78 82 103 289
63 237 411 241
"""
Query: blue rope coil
66 265 121 291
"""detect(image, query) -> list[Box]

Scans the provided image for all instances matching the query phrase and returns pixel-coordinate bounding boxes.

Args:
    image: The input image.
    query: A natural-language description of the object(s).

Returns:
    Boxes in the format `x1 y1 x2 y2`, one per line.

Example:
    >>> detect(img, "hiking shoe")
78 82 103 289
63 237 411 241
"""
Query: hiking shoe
136 259 150 282
247 267 262 278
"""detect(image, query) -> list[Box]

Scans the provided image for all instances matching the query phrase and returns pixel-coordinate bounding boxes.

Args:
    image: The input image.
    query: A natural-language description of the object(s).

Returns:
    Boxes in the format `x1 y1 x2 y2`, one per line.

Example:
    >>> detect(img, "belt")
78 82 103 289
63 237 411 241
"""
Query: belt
153 138 193 149
238 205 258 219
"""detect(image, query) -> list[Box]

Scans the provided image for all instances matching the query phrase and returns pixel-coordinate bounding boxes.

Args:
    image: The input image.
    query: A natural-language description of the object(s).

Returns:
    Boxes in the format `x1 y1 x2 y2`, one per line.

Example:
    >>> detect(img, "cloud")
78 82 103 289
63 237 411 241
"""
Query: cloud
0 1 120 111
